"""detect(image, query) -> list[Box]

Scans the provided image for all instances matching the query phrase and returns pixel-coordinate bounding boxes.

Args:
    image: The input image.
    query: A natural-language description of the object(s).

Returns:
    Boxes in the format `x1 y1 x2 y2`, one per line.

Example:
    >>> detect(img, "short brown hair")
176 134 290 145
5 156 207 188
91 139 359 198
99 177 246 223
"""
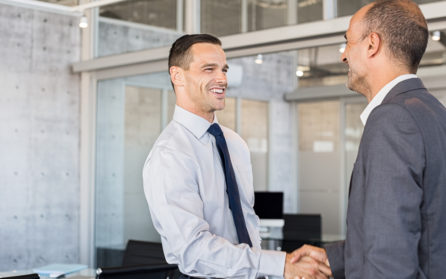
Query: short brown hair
168 34 222 71
363 0 428 72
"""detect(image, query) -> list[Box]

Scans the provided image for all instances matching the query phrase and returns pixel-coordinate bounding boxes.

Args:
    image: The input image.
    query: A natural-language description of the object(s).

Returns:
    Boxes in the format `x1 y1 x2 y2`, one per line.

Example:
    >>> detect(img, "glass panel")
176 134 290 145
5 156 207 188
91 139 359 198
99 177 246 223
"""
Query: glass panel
248 0 288 31
100 0 177 29
36 0 78 6
216 97 237 131
95 72 171 267
431 89 446 107
297 0 323 24
97 0 181 57
337 0 371 17
241 99 269 191
201 0 242 36
297 101 341 236
342 101 367 234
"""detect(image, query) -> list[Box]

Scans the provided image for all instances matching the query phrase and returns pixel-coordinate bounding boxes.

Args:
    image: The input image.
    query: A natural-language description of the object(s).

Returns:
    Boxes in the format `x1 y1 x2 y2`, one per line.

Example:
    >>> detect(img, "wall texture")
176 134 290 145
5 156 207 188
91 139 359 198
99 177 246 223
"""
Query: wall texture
0 3 81 271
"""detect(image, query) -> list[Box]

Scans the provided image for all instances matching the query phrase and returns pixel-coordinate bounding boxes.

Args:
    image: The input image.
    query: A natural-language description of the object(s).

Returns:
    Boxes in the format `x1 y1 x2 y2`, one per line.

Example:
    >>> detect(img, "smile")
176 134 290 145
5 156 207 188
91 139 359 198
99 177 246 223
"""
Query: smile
210 88 225 94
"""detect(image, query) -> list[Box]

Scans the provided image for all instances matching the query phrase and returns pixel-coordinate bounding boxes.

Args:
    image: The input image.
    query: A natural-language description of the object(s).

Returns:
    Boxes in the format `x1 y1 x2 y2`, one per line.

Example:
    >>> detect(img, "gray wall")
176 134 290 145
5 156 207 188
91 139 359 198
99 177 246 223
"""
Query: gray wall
0 3 81 271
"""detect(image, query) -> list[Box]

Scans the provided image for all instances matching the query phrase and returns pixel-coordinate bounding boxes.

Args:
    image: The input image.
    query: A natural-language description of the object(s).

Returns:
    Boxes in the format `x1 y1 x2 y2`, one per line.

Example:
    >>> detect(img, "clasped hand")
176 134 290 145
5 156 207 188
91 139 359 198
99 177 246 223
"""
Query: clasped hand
283 245 332 279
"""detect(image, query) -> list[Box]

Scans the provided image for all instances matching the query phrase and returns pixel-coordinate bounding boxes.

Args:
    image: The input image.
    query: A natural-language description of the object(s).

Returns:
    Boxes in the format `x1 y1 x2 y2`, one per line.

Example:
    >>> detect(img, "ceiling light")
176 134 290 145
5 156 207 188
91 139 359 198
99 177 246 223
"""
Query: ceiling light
79 16 88 28
255 54 263 64
296 70 304 77
432 30 441 41
339 43 346 53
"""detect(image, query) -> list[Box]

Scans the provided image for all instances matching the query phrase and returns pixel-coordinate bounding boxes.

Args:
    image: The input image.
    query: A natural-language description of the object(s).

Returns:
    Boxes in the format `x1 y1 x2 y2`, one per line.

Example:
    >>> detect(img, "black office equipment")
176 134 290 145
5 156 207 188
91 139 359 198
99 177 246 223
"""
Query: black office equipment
253 192 284 219
2 274 40 279
96 264 178 279
281 214 322 252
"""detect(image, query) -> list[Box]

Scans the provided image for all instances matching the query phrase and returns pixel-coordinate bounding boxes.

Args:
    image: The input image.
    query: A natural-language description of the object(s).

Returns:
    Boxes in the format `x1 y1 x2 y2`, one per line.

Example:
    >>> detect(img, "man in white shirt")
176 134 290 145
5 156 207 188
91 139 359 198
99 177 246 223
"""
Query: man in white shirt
143 34 331 279
292 0 446 278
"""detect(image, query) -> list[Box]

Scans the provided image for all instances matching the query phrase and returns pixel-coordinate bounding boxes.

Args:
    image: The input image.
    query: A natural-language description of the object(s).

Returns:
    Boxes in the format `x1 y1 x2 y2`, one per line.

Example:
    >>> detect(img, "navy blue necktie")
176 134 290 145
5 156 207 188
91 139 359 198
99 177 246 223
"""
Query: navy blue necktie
207 123 253 247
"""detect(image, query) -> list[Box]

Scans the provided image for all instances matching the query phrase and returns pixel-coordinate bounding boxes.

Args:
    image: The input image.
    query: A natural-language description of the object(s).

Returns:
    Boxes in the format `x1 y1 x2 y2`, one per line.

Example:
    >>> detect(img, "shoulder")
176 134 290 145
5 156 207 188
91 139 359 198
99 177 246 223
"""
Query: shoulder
220 125 249 149
145 121 197 167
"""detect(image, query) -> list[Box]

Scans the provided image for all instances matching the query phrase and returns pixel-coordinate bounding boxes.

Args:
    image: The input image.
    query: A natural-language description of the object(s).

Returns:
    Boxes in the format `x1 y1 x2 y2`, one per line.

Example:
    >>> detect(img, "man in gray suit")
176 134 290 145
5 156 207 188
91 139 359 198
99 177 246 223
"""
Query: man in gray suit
292 0 446 278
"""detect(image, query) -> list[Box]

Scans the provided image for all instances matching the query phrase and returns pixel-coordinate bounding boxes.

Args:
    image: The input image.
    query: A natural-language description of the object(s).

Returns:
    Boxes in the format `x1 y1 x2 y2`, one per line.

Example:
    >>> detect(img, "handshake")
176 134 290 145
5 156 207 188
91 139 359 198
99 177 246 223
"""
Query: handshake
284 245 332 279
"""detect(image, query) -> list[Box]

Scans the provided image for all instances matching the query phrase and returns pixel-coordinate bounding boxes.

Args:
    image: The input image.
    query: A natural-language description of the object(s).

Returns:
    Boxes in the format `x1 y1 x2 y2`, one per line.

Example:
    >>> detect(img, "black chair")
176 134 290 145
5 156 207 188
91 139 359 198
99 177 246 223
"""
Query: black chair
122 240 167 266
2 274 40 279
96 240 180 279
281 214 322 252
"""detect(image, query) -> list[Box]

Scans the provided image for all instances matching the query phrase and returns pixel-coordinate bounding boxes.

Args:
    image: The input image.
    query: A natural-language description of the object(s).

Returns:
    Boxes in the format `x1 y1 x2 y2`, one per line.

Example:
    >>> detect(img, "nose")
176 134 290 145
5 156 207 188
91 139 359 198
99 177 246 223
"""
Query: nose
341 51 347 64
216 71 227 85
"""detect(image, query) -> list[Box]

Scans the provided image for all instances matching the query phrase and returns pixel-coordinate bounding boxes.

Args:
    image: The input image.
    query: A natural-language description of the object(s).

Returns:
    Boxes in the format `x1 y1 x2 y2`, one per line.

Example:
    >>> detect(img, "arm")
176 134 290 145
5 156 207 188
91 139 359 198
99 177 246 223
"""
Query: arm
143 146 285 278
358 104 424 278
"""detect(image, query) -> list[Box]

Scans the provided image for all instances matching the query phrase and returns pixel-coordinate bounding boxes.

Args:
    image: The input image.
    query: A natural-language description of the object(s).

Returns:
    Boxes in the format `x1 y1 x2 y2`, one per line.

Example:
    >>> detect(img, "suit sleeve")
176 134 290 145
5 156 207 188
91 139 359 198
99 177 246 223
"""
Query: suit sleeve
324 241 345 279
359 103 424 278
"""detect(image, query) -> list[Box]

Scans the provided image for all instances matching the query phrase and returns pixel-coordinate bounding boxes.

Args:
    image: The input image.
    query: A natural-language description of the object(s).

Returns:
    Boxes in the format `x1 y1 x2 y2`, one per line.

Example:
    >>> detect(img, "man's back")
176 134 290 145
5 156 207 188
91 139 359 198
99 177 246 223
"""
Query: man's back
344 78 446 278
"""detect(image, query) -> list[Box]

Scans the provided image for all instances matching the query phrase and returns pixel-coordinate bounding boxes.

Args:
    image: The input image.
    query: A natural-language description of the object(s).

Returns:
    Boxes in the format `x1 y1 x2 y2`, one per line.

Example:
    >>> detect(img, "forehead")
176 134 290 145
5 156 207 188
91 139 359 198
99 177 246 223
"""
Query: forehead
346 4 371 38
189 43 226 64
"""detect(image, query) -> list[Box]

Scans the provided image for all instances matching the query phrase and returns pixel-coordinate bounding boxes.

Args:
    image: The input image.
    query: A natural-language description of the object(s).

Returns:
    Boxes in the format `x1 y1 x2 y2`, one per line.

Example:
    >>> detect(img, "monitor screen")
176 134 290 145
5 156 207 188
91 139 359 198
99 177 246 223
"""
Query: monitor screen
254 192 283 219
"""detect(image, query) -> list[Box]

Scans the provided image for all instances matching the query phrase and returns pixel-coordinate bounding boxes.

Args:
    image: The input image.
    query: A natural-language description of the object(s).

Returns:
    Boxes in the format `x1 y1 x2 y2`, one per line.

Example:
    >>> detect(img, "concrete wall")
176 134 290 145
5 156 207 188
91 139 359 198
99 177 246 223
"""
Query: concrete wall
0 3 81 271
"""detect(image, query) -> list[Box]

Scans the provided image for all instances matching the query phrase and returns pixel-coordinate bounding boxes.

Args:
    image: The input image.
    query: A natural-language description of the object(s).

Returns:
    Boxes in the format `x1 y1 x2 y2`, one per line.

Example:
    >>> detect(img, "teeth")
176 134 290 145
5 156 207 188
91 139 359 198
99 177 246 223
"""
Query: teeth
211 88 224 94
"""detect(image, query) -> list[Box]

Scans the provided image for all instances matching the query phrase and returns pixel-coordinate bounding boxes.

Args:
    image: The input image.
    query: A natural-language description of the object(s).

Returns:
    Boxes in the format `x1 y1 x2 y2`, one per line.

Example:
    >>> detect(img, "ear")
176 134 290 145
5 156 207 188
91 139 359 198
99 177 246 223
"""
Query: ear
170 66 185 87
367 32 381 58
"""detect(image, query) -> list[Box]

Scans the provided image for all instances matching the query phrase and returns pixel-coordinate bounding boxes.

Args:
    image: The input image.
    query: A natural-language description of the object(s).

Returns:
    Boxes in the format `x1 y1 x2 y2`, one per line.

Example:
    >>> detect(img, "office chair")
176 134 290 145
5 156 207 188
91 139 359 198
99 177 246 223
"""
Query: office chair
281 214 322 252
2 274 40 279
96 240 180 279
122 240 167 266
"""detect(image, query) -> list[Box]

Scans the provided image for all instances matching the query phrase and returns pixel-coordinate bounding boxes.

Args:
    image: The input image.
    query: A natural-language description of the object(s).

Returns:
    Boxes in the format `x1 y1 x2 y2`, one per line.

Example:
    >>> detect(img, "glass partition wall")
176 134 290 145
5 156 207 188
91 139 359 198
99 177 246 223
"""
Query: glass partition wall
88 0 446 267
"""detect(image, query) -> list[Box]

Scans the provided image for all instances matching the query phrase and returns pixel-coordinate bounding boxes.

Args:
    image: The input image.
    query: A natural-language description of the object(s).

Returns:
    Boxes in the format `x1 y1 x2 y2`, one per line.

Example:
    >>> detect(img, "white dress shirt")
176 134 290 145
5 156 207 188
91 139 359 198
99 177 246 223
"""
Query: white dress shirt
360 74 417 125
143 105 286 278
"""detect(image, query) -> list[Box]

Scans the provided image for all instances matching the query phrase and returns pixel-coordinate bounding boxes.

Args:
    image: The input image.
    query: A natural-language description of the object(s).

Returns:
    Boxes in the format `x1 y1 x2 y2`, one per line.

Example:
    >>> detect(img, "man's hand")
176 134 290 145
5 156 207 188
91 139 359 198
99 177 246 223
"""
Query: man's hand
288 245 332 278
283 253 330 279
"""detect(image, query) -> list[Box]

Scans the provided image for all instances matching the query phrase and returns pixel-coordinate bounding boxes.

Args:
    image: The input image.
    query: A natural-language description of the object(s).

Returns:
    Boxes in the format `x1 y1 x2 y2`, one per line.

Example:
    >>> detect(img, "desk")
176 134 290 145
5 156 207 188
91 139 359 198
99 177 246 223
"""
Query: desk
0 269 96 279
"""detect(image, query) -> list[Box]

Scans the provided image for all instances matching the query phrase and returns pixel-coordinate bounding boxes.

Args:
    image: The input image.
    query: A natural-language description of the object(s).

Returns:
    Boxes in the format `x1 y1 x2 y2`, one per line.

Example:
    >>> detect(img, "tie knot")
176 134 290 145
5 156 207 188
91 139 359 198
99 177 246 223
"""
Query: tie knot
207 123 223 137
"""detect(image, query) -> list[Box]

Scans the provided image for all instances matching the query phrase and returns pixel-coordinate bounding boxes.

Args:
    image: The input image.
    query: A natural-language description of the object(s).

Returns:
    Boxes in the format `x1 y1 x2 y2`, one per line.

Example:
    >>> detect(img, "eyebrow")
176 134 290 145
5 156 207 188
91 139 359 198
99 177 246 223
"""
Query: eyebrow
201 63 229 71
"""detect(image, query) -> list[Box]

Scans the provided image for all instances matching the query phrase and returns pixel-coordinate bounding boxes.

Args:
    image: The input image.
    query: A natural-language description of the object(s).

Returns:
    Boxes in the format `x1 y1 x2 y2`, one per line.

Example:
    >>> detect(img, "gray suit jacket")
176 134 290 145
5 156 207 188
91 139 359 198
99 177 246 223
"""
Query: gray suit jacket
325 78 446 278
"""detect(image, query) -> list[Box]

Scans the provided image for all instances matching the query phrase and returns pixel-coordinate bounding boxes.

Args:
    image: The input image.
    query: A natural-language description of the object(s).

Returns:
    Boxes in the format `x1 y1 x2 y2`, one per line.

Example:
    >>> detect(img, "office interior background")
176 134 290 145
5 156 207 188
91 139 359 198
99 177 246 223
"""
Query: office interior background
1 0 445 272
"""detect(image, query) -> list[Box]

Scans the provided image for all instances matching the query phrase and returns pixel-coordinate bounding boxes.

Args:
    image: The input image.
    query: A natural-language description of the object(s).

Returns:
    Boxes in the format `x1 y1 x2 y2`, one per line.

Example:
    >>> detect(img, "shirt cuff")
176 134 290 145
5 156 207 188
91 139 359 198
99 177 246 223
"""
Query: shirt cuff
258 250 286 277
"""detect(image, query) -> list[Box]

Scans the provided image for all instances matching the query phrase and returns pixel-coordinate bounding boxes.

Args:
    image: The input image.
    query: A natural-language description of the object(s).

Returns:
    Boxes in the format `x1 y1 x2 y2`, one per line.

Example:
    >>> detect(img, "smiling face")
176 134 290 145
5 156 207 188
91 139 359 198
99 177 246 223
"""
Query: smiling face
341 4 372 96
173 43 228 122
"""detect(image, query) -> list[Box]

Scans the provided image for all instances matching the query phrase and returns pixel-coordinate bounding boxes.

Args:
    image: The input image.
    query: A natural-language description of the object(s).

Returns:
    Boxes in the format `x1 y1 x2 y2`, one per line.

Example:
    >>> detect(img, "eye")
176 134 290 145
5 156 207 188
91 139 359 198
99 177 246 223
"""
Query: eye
204 67 213 72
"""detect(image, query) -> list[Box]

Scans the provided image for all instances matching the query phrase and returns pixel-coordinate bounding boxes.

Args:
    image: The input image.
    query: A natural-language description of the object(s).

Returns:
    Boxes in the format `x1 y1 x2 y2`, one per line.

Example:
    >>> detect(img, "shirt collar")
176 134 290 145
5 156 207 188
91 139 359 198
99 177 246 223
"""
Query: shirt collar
173 105 219 140
360 74 417 125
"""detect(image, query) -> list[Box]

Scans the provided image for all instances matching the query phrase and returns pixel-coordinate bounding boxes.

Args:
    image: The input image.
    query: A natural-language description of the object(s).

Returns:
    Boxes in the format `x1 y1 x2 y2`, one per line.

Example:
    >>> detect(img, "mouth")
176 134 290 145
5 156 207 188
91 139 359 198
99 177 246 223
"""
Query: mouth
209 87 226 97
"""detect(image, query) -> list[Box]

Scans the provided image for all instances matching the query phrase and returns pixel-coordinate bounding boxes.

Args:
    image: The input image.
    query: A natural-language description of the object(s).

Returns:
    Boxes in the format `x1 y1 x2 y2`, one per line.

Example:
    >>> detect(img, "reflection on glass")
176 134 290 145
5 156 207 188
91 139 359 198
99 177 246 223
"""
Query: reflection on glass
201 0 242 36
95 73 172 267
241 99 268 191
216 97 237 131
36 0 78 6
248 0 288 31
337 0 371 17
97 0 180 57
343 102 366 234
100 0 177 29
297 101 341 235
297 0 323 23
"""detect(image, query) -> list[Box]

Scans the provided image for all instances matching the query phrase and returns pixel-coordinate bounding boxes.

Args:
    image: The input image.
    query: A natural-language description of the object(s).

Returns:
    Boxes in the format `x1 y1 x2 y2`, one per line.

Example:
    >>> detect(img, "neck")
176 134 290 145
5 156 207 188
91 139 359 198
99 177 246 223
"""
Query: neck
177 103 215 123
366 68 411 102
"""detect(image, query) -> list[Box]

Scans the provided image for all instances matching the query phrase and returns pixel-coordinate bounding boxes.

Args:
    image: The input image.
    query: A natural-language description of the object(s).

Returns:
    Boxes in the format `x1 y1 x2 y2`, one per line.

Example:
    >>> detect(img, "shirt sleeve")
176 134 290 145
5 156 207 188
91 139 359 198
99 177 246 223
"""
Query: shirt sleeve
143 146 286 279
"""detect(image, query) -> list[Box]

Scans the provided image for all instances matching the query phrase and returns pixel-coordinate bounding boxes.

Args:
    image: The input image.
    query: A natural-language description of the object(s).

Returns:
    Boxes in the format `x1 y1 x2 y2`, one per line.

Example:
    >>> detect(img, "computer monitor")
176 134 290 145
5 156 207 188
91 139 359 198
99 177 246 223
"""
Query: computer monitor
254 191 283 219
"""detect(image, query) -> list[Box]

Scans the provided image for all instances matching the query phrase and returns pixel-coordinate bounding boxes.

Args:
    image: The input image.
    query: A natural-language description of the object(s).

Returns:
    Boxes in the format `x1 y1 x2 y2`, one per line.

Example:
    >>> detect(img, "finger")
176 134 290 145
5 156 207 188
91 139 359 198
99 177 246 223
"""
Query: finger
317 262 332 278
